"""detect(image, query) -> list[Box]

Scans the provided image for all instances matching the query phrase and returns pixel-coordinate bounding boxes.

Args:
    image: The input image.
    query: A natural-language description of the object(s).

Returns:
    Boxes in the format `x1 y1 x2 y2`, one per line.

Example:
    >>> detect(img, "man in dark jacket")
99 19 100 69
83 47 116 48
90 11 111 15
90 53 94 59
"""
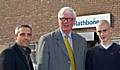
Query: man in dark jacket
0 24 34 70
86 20 120 70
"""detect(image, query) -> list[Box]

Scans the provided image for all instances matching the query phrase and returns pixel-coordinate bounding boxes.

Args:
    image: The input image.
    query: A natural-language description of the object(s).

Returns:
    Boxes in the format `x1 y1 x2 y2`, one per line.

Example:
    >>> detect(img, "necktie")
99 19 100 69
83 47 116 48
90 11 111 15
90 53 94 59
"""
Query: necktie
64 36 76 70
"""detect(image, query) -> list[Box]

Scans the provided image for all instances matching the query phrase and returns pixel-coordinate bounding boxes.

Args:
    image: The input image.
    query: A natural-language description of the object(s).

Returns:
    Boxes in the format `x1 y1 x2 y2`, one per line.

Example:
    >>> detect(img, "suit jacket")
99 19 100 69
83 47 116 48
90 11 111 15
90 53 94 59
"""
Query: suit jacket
0 43 34 70
36 28 87 70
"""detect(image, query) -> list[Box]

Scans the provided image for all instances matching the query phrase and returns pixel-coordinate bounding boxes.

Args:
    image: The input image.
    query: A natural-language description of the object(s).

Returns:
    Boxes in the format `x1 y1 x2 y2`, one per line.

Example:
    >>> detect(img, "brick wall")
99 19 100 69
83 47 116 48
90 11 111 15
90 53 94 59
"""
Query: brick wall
0 0 120 51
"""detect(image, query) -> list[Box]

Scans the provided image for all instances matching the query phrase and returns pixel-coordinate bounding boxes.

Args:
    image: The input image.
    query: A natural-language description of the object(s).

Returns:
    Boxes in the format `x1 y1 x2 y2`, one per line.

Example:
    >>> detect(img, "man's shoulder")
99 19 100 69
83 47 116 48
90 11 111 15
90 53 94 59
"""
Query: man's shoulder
88 45 100 51
112 43 120 50
1 44 16 55
113 42 120 47
41 31 55 38
41 29 60 38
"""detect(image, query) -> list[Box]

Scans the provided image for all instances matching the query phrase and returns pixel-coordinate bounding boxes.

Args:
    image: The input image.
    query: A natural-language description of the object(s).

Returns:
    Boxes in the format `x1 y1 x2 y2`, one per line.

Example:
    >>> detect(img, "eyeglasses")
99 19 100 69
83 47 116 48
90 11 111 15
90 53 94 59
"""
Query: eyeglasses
59 18 75 22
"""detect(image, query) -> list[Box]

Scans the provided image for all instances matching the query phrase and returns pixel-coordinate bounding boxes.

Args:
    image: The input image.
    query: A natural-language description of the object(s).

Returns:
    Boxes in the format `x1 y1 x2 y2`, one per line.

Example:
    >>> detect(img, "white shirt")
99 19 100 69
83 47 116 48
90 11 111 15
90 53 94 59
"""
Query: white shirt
60 29 73 50
101 42 113 50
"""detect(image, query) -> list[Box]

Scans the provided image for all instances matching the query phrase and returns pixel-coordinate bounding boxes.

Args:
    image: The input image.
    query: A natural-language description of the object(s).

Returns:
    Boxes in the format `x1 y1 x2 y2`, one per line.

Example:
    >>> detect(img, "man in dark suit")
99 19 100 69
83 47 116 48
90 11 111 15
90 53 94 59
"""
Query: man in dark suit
36 7 87 70
0 25 34 70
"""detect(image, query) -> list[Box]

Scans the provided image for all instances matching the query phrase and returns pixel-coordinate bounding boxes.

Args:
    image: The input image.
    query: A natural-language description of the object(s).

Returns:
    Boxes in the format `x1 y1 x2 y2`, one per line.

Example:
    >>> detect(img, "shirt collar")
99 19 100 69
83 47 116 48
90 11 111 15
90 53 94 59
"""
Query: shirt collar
101 42 113 49
60 28 72 39
16 43 31 55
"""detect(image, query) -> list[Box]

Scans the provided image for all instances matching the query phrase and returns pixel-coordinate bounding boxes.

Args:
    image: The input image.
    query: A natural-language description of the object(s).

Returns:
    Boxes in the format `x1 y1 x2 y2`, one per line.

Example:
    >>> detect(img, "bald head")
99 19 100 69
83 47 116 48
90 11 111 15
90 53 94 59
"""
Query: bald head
96 20 111 29
96 20 112 45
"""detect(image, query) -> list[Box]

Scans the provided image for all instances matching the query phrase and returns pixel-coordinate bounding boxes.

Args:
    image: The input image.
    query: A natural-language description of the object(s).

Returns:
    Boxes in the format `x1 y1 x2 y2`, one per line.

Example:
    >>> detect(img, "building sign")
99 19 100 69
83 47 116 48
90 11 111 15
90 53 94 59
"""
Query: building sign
73 13 111 29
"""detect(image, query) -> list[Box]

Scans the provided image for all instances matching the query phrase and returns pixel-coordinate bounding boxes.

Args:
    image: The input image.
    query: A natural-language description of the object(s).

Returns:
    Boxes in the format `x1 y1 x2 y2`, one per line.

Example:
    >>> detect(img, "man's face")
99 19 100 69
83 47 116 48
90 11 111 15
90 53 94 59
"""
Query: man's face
96 23 112 43
58 12 75 32
15 27 32 48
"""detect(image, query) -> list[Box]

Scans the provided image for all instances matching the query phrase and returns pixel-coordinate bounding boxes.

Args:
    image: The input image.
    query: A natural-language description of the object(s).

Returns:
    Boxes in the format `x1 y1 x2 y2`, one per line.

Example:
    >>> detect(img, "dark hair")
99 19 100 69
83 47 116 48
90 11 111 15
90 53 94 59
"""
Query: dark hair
15 24 32 35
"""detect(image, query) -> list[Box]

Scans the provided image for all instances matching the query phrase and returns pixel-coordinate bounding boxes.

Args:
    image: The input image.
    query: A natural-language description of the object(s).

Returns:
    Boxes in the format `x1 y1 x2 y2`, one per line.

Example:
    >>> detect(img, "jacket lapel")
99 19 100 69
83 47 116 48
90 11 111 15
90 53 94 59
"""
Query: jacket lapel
72 33 79 56
54 29 69 57
13 43 28 67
